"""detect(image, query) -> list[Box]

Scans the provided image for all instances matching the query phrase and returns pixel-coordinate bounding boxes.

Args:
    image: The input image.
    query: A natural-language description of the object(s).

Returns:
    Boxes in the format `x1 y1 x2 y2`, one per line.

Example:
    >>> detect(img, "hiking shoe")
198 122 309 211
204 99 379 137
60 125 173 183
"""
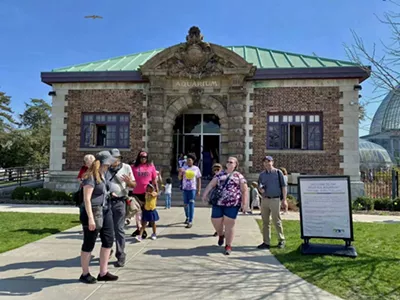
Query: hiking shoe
277 241 286 249
218 235 225 246
186 223 193 229
97 272 118 282
114 259 125 268
135 236 142 242
79 273 97 284
151 233 157 240
225 245 232 255
257 243 270 249
184 219 189 224
131 229 140 237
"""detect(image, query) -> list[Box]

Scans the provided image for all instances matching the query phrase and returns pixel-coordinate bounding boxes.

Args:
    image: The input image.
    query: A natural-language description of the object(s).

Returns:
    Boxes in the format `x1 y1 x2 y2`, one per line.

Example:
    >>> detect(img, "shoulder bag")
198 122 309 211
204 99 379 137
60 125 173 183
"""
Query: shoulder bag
208 172 234 206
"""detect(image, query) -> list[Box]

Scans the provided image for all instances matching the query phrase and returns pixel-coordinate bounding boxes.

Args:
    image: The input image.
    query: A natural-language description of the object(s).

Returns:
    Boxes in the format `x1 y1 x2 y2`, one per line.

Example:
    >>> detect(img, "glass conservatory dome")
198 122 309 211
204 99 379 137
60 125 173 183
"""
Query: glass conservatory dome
359 139 393 170
370 88 400 134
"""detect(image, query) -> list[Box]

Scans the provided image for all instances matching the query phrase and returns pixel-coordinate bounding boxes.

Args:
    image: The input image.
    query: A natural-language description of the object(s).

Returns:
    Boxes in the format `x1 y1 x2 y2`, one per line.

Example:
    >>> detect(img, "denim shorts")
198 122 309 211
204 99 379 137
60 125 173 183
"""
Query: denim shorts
211 205 240 219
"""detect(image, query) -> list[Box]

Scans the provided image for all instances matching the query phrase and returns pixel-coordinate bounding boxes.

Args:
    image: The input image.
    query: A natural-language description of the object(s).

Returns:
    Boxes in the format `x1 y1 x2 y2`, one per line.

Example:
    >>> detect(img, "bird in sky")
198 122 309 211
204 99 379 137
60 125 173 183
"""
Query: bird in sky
84 15 103 19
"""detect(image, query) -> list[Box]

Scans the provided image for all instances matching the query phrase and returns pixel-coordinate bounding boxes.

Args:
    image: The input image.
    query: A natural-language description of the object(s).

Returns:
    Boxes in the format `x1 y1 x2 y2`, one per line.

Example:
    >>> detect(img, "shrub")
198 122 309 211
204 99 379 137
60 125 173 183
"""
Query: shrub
11 187 72 202
52 191 73 202
36 188 54 201
353 196 375 210
353 196 400 211
373 197 393 211
11 187 34 200
392 198 400 211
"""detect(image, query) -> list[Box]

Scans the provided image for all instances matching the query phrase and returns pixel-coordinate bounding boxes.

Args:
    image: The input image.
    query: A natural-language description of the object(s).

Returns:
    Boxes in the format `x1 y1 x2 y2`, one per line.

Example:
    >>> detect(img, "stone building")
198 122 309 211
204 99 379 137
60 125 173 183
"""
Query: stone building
41 27 370 196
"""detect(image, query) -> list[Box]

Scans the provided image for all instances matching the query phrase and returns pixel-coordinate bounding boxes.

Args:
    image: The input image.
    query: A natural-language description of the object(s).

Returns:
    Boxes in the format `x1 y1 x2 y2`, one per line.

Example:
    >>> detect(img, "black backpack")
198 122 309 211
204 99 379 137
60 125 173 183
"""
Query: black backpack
73 187 84 207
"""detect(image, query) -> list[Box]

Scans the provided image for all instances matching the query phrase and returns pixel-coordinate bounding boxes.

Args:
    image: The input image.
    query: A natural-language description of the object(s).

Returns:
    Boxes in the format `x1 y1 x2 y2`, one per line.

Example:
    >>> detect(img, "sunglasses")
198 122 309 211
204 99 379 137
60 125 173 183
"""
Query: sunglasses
140 156 148 159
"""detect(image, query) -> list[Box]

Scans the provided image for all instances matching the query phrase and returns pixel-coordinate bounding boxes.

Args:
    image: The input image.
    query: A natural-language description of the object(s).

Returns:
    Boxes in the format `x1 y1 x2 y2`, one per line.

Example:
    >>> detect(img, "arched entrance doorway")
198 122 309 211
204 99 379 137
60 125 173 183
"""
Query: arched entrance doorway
161 95 229 178
172 111 221 178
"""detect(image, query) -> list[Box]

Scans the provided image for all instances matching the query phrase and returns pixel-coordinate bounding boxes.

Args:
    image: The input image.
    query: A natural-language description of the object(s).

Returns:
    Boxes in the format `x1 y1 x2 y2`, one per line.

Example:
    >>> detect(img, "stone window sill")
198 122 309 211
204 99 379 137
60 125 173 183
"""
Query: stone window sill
265 149 326 154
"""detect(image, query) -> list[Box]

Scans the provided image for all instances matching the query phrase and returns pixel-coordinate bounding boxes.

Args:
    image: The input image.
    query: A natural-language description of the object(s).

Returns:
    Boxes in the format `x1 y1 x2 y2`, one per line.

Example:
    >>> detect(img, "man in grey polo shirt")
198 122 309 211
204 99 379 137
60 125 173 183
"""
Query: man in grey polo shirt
257 155 287 249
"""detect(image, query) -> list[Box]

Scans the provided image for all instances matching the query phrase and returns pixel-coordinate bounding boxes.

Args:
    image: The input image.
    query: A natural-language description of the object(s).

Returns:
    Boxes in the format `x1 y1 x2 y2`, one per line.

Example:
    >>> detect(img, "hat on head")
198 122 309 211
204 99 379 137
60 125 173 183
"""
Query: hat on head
110 148 122 158
263 155 273 161
95 151 118 165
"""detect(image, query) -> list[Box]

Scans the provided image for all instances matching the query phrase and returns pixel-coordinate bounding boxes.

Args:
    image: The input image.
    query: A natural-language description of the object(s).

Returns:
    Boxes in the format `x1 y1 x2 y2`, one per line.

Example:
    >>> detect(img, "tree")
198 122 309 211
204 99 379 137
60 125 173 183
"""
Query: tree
0 98 51 168
19 99 51 130
0 91 15 141
345 1 400 94
345 1 400 131
0 130 34 168
19 99 51 167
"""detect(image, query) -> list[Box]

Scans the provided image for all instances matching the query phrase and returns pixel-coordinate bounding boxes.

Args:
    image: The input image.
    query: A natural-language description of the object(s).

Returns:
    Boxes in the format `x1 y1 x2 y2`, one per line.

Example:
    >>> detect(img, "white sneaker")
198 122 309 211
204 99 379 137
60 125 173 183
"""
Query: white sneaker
151 234 157 240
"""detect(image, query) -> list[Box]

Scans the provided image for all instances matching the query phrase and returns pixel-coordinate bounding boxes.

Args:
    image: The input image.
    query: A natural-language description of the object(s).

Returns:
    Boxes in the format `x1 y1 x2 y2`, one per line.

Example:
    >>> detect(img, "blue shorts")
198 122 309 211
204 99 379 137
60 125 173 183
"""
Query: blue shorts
211 205 240 219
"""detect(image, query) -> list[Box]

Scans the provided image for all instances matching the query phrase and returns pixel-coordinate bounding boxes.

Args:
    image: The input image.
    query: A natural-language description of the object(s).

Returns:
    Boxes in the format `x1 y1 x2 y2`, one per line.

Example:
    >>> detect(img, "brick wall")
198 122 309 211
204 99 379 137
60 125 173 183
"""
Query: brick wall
251 86 342 175
64 89 145 170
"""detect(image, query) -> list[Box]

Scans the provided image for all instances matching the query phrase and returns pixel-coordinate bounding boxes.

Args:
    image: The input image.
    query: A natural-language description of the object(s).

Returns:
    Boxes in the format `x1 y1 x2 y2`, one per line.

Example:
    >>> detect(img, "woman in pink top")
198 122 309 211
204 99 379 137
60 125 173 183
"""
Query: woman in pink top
130 151 158 238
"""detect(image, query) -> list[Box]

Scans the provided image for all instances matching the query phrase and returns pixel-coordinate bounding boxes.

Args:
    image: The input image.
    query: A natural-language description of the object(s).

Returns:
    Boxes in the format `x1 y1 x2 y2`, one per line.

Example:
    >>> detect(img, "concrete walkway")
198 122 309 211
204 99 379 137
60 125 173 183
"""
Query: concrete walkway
1 203 400 223
0 207 342 300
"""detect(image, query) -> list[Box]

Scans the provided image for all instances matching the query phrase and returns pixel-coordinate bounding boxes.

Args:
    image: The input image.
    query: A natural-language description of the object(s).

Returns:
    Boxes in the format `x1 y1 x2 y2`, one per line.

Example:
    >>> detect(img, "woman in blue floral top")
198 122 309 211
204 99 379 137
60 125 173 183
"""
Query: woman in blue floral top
202 156 248 255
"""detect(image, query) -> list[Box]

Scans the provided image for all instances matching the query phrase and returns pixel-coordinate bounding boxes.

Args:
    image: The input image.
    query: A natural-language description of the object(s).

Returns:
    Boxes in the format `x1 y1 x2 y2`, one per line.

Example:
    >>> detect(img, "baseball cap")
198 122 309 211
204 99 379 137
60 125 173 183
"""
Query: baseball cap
110 148 122 158
95 151 118 165
263 155 274 161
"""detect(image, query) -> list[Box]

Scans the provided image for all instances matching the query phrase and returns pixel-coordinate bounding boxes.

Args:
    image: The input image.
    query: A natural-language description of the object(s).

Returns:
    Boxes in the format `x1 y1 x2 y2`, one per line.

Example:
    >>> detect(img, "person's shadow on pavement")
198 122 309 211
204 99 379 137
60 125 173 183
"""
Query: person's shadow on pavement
0 276 77 296
0 256 84 274
144 245 259 257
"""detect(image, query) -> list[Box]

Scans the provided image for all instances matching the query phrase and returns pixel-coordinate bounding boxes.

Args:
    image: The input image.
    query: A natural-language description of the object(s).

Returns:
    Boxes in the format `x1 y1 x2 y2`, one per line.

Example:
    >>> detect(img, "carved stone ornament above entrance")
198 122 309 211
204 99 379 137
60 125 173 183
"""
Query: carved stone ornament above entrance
140 26 256 80
188 87 204 102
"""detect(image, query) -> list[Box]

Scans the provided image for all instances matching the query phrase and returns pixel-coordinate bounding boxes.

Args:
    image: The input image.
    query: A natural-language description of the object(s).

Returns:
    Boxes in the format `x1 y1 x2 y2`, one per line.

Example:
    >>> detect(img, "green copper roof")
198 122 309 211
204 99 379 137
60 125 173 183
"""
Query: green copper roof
52 45 358 72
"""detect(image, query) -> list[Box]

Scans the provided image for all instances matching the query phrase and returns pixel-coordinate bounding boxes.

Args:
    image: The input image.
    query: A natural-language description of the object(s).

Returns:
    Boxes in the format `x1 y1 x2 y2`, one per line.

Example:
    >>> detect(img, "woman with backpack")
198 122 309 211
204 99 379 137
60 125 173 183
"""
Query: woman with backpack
79 151 118 284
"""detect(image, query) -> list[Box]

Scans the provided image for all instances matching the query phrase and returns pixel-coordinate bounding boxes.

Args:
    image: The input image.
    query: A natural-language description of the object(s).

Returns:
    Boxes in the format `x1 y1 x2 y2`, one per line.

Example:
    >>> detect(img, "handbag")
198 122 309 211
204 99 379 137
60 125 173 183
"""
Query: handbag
92 206 103 230
126 196 142 218
208 172 234 206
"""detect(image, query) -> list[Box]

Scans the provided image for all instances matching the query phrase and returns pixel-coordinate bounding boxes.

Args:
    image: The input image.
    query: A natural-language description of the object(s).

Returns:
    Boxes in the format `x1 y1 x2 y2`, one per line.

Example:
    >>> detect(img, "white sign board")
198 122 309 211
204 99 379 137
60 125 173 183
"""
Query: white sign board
299 177 352 239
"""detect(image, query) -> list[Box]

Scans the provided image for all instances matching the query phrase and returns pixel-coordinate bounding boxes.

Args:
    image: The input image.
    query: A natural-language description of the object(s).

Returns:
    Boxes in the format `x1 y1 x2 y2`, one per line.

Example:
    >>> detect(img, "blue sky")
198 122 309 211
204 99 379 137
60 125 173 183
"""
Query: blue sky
0 0 393 136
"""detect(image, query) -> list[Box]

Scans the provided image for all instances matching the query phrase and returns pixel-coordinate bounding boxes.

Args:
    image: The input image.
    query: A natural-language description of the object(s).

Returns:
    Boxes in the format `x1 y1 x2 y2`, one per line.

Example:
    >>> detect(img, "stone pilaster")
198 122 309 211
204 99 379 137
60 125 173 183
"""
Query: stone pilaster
227 86 247 173
147 88 169 169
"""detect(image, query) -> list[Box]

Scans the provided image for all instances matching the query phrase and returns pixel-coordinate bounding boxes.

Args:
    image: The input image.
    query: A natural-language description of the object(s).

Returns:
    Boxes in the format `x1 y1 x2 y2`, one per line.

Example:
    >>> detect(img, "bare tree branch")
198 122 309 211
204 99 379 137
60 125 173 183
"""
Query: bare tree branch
345 1 400 135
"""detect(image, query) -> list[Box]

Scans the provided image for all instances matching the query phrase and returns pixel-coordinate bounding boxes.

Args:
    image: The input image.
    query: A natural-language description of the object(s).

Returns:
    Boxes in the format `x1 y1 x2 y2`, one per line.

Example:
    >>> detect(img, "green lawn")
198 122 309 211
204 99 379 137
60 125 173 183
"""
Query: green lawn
257 220 400 300
0 212 79 253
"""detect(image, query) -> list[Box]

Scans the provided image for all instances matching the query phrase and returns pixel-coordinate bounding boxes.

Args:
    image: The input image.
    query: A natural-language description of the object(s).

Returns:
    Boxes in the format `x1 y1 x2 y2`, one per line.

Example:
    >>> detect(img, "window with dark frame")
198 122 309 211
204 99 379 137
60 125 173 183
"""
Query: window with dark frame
81 113 130 148
267 114 323 150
